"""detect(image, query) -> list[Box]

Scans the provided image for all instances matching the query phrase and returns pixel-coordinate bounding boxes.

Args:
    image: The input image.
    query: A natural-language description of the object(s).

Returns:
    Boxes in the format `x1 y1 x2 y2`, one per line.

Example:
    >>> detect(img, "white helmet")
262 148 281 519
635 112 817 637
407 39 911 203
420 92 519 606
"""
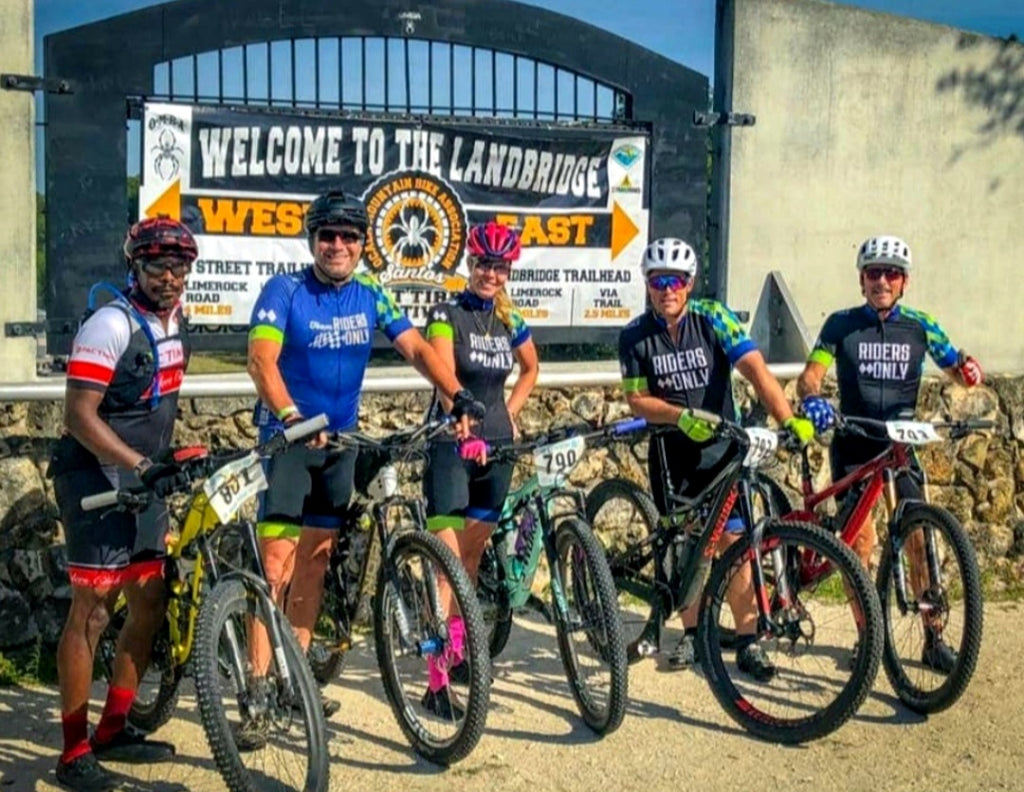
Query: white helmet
857 235 912 272
641 237 698 276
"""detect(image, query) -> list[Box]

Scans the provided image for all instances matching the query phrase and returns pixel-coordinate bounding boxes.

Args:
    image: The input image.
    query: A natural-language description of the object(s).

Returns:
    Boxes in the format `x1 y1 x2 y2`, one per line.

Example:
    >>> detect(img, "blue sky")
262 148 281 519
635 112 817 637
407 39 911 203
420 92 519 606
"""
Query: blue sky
34 0 1023 80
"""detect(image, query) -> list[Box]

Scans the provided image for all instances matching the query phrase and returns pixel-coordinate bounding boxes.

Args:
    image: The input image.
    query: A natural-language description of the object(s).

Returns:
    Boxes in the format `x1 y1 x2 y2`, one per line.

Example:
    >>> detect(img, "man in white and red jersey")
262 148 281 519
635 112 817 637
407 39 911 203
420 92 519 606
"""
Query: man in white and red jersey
49 217 195 791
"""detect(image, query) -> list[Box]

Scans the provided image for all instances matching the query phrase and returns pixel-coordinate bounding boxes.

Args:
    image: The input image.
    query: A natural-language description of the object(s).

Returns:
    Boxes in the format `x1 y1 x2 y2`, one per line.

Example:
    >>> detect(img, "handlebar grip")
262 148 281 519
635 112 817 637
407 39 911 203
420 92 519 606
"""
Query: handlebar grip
282 413 329 443
691 408 723 425
611 417 648 435
81 490 120 511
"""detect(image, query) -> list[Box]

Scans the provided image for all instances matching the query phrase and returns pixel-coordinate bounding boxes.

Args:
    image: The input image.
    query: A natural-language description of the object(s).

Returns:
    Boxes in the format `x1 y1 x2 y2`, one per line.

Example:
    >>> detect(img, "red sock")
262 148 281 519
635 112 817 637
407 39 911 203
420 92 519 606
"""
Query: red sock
60 708 90 764
93 686 135 745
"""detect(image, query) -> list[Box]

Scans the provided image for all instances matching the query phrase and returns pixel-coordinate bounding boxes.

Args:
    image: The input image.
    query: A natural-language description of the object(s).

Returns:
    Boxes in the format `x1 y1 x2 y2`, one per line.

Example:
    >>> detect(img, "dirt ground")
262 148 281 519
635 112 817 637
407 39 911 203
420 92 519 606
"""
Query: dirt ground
2 602 1022 792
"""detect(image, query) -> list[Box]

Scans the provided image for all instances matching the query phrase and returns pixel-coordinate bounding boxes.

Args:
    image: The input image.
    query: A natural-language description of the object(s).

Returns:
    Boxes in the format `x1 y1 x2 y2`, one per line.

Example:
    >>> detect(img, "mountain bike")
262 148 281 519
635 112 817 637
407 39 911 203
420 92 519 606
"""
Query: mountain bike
588 412 883 744
90 415 331 792
465 417 647 734
778 414 993 714
310 420 490 766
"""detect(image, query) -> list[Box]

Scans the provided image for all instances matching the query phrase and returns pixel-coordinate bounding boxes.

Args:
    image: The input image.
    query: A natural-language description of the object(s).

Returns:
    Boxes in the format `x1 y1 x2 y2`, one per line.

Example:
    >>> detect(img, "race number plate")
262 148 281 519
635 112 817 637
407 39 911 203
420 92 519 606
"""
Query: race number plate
202 452 268 523
534 436 587 487
885 420 941 445
742 427 779 468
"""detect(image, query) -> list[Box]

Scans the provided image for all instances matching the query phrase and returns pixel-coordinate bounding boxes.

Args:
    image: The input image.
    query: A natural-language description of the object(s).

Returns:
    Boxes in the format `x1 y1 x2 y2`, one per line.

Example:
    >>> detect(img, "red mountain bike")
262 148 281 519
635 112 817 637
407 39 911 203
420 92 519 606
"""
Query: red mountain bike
780 414 992 714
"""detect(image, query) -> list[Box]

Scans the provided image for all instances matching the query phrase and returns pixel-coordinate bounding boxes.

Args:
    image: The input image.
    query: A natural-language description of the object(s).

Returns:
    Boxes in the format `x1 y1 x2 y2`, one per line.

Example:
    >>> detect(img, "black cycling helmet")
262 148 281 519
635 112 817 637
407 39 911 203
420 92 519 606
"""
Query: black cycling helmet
304 190 369 235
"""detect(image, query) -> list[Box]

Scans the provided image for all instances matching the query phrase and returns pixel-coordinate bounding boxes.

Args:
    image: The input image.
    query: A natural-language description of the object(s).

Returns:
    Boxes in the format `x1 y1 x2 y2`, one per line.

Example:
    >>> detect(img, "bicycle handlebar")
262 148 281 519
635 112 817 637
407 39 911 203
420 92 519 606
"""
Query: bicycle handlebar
486 416 651 461
836 414 996 440
81 412 331 512
324 418 454 455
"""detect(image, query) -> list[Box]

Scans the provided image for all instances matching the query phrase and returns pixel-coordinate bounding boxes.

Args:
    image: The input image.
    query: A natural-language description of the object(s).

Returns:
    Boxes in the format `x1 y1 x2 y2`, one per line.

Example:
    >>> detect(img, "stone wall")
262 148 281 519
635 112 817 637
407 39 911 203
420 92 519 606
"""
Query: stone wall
1 375 1022 656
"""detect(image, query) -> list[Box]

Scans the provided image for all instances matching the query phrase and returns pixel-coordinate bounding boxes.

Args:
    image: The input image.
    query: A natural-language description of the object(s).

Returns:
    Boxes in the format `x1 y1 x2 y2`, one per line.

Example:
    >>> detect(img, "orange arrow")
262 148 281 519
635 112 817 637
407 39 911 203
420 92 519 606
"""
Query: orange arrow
144 179 181 220
611 201 639 260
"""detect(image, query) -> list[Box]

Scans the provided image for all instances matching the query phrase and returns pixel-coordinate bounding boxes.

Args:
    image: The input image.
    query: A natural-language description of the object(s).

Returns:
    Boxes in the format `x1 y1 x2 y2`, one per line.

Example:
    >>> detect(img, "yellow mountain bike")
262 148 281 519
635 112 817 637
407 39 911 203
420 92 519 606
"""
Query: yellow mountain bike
91 415 329 792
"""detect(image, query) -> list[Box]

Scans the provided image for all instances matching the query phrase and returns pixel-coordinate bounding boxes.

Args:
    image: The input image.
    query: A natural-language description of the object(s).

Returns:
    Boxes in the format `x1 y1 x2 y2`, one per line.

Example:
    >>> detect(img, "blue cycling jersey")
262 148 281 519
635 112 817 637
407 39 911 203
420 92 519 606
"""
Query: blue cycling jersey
249 267 413 432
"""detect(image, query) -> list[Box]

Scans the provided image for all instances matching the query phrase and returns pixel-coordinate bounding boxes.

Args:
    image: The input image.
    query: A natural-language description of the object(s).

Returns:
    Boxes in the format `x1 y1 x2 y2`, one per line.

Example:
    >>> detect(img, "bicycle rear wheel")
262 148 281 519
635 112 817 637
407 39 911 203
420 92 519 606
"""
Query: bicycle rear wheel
877 503 983 714
699 520 882 744
554 517 629 735
585 478 660 654
96 596 182 734
194 579 329 792
374 531 490 765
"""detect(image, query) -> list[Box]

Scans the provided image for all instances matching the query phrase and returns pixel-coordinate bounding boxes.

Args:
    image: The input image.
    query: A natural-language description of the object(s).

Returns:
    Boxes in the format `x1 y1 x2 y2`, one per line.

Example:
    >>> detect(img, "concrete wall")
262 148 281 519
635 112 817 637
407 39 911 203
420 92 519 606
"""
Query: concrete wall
724 0 1024 373
0 0 37 382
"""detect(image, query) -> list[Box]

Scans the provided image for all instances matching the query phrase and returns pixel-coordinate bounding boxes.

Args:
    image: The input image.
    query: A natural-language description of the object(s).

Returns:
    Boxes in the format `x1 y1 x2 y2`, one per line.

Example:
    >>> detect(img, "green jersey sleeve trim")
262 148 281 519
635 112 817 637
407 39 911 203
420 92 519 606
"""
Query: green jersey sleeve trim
249 325 284 345
426 322 454 341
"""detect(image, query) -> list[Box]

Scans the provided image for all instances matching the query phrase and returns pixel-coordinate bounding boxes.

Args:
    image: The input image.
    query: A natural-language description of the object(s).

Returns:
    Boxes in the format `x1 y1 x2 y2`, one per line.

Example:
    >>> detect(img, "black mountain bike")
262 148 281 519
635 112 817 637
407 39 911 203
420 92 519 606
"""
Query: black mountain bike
312 420 490 766
588 412 883 744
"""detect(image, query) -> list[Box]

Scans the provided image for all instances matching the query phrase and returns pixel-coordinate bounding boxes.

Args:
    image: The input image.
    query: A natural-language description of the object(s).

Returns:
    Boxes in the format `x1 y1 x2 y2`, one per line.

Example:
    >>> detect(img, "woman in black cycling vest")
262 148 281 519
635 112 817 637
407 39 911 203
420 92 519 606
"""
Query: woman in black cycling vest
421 221 540 718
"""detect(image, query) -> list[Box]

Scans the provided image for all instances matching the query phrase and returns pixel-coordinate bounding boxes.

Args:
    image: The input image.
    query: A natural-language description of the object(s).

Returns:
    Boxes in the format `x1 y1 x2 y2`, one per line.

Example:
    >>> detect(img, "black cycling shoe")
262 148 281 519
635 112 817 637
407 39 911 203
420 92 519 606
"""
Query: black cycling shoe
421 686 465 721
921 638 958 675
232 716 269 752
736 642 777 682
55 753 120 792
666 633 699 671
448 660 470 685
89 730 175 764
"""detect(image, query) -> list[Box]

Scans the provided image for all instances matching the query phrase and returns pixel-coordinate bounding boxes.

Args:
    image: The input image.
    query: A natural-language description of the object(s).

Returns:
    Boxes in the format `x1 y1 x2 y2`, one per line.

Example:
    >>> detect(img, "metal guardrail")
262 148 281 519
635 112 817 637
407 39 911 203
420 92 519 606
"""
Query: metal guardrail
0 361 809 402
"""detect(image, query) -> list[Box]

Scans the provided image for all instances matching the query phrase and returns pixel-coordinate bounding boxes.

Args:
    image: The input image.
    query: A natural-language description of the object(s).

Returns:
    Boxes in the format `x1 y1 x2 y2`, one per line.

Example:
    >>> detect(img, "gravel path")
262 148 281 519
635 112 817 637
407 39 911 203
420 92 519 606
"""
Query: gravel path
5 603 1022 792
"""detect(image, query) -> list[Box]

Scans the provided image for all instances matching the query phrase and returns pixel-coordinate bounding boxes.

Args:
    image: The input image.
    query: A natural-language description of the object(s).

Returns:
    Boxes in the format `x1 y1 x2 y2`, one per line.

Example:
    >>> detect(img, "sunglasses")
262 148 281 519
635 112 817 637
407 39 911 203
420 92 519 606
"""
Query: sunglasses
647 273 692 291
317 228 365 244
473 258 512 276
863 267 905 282
139 259 191 278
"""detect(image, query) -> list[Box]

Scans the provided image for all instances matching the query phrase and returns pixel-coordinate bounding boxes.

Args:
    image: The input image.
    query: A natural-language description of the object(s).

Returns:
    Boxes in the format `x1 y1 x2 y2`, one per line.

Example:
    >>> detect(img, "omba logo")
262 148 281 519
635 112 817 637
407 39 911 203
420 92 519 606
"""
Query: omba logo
363 171 466 287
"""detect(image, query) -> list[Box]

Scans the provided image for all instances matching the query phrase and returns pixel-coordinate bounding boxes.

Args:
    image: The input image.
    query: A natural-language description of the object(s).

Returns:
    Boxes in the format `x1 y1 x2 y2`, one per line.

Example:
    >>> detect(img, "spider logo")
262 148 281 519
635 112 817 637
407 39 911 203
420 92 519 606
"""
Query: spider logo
151 129 184 181
384 200 440 267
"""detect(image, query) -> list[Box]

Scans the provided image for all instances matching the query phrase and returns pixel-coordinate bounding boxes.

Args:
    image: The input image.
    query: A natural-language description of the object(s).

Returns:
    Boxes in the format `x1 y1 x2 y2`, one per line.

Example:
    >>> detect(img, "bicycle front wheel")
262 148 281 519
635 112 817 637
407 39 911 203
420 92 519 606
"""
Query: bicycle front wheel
585 477 660 653
194 579 329 792
554 516 629 735
373 531 490 765
698 520 882 744
877 503 984 714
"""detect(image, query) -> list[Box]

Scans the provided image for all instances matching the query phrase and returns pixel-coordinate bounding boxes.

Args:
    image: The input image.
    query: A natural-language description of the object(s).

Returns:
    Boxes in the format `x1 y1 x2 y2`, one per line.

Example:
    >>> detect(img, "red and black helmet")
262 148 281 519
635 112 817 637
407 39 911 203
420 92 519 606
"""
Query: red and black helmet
123 216 198 263
466 221 521 262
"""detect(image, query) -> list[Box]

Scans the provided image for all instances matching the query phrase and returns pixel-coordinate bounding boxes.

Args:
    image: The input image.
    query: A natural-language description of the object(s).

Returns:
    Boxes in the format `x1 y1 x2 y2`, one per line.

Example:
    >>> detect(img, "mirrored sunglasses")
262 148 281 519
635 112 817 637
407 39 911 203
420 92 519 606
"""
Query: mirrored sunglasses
647 273 691 291
863 267 905 282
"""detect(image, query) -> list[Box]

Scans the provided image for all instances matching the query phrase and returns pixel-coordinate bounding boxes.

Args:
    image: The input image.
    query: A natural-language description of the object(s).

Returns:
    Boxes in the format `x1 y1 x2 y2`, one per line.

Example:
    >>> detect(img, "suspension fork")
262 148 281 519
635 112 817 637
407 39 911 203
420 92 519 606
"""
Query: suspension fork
737 479 789 633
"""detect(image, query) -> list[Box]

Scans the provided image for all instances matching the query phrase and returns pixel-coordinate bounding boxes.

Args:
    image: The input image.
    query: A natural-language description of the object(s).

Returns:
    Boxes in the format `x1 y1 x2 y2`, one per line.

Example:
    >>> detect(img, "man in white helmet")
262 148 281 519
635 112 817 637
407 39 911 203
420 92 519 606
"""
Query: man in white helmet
618 237 816 679
797 234 983 673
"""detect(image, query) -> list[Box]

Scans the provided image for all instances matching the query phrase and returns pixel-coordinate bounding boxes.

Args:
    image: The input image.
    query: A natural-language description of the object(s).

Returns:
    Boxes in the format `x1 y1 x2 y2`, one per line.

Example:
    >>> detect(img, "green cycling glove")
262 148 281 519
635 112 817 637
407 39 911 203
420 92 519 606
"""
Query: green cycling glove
784 416 815 447
677 410 716 443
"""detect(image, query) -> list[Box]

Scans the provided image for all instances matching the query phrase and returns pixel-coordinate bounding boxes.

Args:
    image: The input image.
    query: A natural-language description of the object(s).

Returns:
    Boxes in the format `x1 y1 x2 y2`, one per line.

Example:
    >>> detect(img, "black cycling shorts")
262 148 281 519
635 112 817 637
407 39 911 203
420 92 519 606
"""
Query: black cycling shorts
423 441 514 529
648 431 745 532
829 432 923 503
51 437 167 589
258 439 358 535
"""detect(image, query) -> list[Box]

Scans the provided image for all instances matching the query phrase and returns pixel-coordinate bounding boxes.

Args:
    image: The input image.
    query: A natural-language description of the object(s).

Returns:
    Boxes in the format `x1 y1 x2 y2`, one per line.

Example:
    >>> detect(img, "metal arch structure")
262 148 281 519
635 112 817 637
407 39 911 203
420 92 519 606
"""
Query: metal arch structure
43 0 709 354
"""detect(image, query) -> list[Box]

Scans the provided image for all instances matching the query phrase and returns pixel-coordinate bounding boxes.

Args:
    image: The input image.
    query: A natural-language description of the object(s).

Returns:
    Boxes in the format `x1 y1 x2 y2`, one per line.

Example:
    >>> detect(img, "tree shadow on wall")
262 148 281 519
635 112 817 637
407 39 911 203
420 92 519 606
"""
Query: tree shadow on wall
935 32 1023 191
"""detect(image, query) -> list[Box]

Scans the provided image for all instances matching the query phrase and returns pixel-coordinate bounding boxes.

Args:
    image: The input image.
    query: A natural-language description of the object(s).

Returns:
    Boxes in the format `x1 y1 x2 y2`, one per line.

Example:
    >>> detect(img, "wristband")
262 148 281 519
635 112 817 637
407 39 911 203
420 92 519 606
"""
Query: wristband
133 457 154 477
275 404 299 421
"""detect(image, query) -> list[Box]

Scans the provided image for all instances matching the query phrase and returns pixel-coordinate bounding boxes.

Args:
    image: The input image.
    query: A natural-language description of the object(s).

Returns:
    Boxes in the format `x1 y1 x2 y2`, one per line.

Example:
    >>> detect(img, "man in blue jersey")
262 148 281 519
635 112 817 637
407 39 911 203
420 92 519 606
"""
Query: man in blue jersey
247 190 482 718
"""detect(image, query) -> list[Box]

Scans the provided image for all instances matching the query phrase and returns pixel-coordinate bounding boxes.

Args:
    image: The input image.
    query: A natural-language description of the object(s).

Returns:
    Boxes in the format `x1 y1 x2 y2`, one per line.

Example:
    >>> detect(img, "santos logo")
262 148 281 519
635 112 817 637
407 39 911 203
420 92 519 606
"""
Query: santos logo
857 341 912 380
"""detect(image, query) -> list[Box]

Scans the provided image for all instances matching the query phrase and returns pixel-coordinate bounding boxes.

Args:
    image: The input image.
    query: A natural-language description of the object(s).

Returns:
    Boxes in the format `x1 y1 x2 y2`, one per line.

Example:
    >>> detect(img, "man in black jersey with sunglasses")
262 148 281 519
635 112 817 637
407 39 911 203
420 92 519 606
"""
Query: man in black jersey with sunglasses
797 234 983 674
619 237 815 679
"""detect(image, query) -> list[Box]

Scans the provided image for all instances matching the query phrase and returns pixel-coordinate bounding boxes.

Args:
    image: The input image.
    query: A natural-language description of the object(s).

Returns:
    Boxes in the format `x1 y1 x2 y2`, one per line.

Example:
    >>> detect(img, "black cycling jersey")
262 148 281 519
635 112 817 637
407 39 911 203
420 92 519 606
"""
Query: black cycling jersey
808 304 958 421
618 300 757 420
425 291 531 440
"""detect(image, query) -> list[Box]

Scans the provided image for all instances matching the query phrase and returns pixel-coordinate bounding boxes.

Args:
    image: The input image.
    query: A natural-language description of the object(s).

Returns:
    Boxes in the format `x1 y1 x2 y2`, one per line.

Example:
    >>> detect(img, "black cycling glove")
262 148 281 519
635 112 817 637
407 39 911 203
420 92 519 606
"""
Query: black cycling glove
450 389 486 422
138 460 188 499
